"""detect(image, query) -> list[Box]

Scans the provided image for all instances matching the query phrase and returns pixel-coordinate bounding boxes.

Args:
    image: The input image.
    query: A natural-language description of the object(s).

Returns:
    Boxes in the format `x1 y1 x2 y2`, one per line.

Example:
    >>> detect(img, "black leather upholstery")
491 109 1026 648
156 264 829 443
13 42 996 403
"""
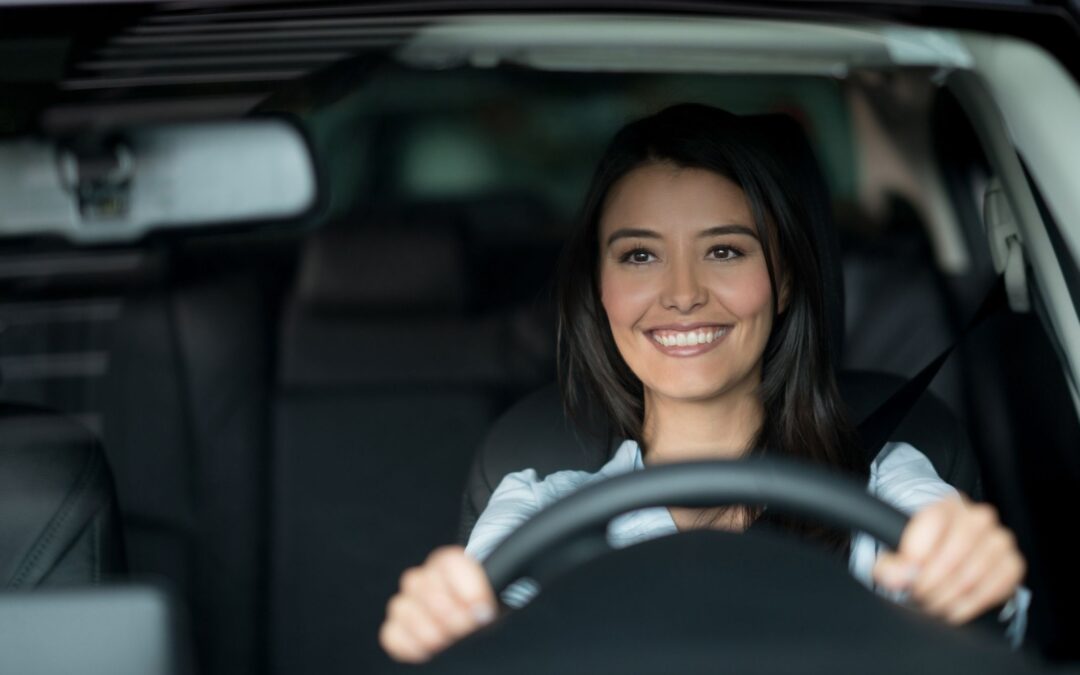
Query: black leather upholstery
270 224 553 675
0 402 125 588
837 370 979 498
293 227 468 313
103 249 284 675
457 384 610 545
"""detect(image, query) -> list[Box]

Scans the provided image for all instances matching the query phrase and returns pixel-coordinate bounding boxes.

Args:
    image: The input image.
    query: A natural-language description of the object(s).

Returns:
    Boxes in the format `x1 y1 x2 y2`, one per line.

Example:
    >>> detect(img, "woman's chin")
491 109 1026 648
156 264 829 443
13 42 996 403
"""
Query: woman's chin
644 366 762 405
649 381 734 404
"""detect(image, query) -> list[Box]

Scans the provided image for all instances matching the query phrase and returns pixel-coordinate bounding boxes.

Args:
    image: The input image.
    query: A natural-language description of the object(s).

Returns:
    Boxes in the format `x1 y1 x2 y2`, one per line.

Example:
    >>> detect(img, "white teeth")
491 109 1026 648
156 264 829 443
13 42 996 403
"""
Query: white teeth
652 327 728 348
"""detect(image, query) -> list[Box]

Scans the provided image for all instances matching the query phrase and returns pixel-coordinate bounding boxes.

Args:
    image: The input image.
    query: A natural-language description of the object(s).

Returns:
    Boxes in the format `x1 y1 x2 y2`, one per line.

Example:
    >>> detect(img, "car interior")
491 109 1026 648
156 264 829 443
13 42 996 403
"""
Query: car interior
1 4 1079 675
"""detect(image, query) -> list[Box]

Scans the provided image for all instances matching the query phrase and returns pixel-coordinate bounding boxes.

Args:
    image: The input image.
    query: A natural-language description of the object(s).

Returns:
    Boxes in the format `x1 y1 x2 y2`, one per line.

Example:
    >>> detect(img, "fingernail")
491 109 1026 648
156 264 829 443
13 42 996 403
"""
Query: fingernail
472 605 494 624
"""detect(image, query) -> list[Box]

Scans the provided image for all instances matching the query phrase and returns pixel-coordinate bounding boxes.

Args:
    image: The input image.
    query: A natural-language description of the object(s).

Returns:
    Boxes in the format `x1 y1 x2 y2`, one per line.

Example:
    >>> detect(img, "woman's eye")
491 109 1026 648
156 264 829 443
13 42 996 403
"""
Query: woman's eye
708 245 742 261
621 249 656 264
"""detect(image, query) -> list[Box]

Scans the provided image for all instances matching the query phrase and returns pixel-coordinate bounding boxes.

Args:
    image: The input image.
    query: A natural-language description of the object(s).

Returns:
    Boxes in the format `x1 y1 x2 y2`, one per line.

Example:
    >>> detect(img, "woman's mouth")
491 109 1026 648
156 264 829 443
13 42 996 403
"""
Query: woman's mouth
647 325 731 356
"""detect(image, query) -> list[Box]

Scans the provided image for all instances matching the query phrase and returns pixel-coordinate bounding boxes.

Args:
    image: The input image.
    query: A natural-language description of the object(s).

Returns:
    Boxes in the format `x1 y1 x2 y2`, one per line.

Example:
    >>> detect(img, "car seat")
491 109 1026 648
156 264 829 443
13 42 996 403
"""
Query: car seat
0 402 125 587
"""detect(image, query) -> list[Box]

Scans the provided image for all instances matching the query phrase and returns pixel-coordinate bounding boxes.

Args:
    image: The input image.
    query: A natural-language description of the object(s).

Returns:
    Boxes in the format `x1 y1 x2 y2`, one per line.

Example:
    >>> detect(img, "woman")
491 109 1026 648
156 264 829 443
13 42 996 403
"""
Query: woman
379 104 1029 663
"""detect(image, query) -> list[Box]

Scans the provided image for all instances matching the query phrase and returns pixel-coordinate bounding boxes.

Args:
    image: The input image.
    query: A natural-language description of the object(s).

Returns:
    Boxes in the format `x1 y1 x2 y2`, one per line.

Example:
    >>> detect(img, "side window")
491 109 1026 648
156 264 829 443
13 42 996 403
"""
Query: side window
932 84 1080 659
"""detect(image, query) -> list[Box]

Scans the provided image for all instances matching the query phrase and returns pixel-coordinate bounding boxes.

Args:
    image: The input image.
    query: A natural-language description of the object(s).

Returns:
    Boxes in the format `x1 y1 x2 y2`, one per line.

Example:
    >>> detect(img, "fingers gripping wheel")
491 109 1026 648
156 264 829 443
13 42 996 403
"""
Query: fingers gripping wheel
481 458 910 595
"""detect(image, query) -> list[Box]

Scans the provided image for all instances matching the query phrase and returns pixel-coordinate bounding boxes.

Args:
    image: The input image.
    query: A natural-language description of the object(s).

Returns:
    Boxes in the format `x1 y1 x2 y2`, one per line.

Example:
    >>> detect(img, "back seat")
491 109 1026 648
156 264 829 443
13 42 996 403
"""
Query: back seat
105 243 286 675
0 243 289 675
269 224 553 675
0 400 125 588
0 216 559 675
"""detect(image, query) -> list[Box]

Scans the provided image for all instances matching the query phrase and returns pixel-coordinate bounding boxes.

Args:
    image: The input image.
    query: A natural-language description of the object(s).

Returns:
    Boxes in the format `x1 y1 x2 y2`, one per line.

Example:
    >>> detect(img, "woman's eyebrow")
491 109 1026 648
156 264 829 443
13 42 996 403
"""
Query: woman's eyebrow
605 227 660 247
698 224 758 239
605 224 758 247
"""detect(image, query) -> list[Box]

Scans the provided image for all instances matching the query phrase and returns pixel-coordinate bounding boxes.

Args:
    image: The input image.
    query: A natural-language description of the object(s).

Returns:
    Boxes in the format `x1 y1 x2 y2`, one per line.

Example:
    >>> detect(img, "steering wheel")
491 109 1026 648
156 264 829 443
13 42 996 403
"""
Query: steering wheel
481 457 909 594
424 459 1036 675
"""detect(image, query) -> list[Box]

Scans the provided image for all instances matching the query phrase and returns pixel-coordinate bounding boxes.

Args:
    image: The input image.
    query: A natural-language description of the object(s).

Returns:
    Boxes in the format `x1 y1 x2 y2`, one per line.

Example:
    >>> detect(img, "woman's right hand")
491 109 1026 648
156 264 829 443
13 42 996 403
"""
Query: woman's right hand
379 545 498 663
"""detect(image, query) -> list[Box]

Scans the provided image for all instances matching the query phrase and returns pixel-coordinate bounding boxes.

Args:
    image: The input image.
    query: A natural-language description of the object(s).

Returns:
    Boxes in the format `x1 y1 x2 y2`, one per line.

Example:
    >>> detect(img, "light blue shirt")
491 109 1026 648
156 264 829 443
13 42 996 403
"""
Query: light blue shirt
465 440 1030 647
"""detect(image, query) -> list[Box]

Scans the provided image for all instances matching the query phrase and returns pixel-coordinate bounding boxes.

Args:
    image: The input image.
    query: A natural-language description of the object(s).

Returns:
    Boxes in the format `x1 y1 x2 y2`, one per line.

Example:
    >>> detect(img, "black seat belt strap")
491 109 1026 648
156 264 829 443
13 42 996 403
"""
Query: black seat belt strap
857 276 1008 457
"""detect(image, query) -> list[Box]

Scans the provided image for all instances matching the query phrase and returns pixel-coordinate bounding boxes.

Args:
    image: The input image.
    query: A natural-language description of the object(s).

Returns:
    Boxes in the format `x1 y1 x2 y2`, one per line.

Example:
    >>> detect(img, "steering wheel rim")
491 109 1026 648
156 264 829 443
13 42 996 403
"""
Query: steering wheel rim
482 457 909 594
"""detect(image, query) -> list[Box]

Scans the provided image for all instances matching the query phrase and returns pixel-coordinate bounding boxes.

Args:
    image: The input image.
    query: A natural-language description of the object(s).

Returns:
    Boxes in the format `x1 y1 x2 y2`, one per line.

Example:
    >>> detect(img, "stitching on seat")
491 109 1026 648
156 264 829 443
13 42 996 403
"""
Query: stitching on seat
10 447 102 588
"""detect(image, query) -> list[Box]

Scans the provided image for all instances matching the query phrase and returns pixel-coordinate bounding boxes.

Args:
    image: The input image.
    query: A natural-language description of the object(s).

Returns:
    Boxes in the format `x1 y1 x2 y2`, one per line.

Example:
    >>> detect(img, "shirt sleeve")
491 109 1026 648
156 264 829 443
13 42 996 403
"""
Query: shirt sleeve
463 469 544 607
850 442 1031 649
462 443 642 608
465 469 543 561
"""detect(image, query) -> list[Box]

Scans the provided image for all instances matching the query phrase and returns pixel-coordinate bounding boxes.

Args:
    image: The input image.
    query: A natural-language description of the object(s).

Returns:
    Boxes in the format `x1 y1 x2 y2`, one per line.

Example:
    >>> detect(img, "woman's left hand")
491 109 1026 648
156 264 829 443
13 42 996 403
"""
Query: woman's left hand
872 495 1026 625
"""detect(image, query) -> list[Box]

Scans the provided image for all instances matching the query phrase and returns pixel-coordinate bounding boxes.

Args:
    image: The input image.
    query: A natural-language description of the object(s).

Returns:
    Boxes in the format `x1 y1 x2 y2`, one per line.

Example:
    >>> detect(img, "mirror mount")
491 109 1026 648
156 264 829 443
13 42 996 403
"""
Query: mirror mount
58 139 134 222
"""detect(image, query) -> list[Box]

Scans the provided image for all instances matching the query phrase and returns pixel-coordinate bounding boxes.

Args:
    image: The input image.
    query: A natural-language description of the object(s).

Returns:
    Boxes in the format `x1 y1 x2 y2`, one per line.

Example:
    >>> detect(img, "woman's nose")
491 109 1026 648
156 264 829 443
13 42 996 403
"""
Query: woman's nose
659 262 708 313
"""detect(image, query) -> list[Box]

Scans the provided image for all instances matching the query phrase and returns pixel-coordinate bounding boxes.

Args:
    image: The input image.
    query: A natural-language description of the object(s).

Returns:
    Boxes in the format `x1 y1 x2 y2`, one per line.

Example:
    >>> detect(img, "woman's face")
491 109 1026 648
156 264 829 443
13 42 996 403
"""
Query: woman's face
599 163 783 406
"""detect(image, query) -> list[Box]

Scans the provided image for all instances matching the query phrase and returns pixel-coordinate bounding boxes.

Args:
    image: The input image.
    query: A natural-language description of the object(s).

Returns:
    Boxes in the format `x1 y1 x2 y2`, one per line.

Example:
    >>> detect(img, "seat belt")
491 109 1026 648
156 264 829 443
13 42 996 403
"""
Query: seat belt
857 275 1008 457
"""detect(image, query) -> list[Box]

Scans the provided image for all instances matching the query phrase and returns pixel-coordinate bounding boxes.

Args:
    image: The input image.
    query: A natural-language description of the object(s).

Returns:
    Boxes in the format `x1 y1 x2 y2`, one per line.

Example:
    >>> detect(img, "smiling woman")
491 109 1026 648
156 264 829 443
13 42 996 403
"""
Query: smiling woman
378 104 1030 664
600 167 777 408
557 104 865 544
598 166 799 531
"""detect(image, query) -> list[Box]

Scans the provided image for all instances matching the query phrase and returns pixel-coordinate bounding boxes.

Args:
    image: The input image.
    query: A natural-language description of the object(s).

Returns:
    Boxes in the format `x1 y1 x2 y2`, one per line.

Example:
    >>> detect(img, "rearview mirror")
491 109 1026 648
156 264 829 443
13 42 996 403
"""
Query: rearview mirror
0 118 318 243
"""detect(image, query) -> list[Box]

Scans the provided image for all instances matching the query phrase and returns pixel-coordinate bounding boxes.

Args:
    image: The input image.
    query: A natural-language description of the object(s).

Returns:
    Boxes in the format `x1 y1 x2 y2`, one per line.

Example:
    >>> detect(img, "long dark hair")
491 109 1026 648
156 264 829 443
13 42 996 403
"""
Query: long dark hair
556 103 867 554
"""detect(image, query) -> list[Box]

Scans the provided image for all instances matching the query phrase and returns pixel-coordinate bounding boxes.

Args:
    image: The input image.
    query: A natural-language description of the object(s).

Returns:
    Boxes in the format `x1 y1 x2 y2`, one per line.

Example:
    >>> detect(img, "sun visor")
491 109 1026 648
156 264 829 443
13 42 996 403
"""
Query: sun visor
397 16 976 76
